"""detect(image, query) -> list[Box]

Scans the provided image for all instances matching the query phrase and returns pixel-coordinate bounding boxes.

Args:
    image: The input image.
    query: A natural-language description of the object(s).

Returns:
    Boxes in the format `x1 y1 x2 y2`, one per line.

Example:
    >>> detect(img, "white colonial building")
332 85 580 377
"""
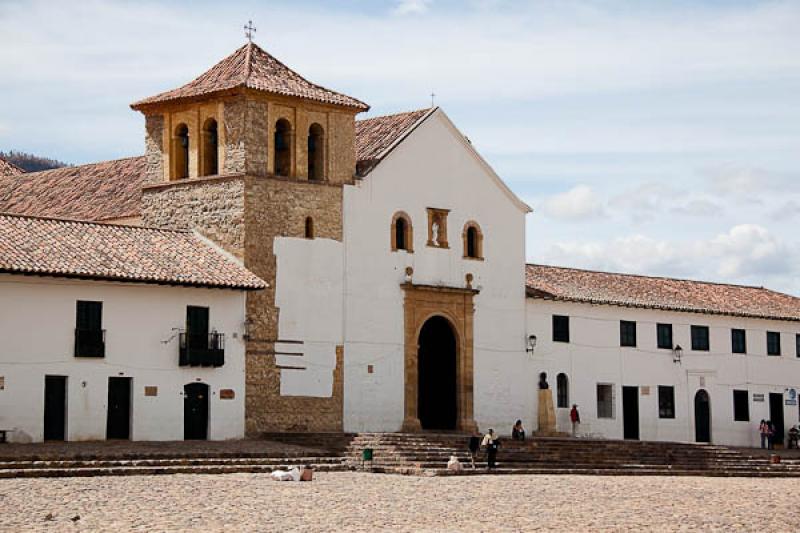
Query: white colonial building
0 41 797 447
0 214 264 442
526 265 800 447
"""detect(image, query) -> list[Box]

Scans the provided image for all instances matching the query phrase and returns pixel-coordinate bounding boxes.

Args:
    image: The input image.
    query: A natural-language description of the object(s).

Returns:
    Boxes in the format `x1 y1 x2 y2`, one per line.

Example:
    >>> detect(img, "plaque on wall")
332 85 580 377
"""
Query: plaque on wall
144 386 158 397
640 386 650 396
220 389 235 400
753 393 765 402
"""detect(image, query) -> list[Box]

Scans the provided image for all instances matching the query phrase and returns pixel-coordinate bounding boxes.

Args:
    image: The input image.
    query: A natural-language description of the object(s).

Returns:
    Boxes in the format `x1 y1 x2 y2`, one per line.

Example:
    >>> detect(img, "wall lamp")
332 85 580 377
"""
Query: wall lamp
526 334 538 354
672 344 683 364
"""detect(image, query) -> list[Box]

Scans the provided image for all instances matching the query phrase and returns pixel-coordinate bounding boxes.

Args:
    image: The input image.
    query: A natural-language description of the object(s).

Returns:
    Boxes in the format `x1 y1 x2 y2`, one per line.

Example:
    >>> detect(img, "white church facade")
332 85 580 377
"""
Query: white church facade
0 42 797 447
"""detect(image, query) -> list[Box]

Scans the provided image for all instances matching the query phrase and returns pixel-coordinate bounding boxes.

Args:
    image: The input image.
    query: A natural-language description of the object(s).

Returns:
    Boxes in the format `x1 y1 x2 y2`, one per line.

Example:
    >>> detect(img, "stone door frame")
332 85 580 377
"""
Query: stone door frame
401 283 478 433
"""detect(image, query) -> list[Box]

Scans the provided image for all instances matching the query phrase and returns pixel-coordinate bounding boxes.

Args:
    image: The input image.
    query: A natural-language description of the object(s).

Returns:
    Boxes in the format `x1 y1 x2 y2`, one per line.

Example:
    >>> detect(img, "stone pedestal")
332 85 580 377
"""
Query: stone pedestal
536 388 557 435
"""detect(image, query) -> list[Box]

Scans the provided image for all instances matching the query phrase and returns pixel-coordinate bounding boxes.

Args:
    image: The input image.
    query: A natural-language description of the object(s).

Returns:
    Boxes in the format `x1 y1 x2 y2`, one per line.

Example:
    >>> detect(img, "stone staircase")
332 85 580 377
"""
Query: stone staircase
340 433 800 477
2 433 798 478
0 448 347 479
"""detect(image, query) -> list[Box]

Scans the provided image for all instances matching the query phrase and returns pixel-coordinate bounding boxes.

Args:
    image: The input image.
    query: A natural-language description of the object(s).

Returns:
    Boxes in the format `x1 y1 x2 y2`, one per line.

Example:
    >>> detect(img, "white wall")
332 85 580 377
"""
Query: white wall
0 274 247 442
527 298 800 446
274 236 344 397
342 110 531 432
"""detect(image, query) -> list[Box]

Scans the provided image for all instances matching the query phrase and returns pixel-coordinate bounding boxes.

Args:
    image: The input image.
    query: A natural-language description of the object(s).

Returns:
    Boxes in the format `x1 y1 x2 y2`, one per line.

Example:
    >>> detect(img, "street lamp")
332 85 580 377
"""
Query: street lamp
526 334 538 354
672 344 683 364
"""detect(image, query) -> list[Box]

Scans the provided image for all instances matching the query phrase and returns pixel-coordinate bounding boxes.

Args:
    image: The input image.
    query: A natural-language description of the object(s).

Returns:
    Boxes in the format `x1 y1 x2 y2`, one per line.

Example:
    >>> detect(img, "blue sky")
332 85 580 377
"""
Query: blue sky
1 0 799 294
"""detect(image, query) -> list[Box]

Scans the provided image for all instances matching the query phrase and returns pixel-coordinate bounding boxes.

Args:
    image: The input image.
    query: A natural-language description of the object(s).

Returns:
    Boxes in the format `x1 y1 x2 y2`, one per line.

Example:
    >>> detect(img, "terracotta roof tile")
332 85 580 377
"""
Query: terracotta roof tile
0 157 25 178
132 43 368 111
0 213 265 290
0 156 144 221
526 264 800 322
355 108 433 175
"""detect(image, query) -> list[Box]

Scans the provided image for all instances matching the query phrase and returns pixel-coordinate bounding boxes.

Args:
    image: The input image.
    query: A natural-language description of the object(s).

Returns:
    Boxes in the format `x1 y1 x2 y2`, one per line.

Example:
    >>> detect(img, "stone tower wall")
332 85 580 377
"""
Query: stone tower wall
243 176 345 434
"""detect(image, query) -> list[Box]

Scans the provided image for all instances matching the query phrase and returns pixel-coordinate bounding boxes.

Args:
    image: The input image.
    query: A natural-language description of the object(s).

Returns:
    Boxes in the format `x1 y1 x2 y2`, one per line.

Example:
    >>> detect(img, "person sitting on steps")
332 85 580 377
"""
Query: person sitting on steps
512 420 526 441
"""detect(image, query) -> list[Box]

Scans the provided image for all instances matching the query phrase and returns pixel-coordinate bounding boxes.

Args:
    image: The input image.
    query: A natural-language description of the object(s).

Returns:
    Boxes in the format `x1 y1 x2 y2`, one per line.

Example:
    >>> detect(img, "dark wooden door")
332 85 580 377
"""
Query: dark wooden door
622 386 640 440
417 316 457 430
769 393 785 448
44 376 67 441
694 389 711 443
106 377 131 440
184 382 209 440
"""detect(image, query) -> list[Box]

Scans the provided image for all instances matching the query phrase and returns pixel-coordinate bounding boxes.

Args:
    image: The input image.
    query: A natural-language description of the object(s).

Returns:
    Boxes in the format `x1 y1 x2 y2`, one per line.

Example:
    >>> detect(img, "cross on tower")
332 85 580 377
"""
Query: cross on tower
430 91 436 108
244 20 257 42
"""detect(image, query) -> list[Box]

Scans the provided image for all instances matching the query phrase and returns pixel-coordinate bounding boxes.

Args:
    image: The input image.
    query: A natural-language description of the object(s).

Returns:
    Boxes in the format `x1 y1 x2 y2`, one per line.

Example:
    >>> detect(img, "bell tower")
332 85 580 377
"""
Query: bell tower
131 39 369 434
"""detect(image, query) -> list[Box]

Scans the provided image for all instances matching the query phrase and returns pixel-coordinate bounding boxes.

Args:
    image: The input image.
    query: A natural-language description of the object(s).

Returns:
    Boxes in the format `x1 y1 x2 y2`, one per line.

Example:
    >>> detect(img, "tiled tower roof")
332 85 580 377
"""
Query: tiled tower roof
131 42 368 111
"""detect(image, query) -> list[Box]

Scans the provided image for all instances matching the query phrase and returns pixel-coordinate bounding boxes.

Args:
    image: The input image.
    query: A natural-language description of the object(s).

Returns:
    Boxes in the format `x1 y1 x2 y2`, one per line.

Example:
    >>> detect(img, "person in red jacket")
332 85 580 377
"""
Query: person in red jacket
570 404 581 437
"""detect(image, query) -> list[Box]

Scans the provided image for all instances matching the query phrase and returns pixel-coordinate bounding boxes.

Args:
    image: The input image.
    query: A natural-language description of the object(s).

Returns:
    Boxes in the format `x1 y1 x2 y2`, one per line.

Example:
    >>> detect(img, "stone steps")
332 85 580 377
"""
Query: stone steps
342 433 800 477
0 455 349 479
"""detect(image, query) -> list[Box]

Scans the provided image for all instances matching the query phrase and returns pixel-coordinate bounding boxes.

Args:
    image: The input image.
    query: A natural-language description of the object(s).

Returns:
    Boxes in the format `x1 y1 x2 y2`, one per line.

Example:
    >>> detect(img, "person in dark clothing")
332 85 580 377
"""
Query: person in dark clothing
512 420 526 441
467 430 481 469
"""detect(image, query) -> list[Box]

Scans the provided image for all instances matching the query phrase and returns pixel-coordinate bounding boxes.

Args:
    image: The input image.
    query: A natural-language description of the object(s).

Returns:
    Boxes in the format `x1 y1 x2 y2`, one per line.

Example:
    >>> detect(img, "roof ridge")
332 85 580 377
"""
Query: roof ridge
0 211 191 234
243 41 253 82
10 155 144 178
526 263 772 292
357 107 432 123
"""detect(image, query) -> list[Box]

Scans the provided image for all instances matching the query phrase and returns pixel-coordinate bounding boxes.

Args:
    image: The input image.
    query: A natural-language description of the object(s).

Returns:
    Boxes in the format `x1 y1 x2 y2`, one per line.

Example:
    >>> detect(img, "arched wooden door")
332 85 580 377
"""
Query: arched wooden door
694 389 711 443
184 382 209 440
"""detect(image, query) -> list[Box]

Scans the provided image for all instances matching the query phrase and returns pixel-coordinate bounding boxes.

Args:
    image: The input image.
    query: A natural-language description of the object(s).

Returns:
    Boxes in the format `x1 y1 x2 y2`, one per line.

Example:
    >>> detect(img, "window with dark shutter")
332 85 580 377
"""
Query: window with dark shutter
731 329 746 354
658 386 675 419
553 315 570 343
657 323 673 350
733 389 749 421
767 331 781 356
796 334 800 358
556 373 569 408
620 321 637 347
75 301 104 357
691 325 710 351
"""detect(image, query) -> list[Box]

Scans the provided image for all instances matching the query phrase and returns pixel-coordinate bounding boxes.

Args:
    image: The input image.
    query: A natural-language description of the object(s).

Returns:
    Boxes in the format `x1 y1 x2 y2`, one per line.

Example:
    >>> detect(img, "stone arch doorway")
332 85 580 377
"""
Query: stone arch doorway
401 284 477 433
417 316 458 430
694 389 711 443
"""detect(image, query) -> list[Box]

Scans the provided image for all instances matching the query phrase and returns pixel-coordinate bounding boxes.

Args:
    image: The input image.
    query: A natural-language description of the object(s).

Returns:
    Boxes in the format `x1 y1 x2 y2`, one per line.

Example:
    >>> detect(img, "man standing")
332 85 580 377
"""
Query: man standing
482 429 499 470
570 404 581 437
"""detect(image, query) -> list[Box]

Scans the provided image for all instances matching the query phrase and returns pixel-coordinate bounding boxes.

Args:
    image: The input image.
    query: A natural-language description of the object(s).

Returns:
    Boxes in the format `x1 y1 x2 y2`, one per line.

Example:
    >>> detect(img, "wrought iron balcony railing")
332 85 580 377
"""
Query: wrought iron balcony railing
179 332 225 367
74 328 106 358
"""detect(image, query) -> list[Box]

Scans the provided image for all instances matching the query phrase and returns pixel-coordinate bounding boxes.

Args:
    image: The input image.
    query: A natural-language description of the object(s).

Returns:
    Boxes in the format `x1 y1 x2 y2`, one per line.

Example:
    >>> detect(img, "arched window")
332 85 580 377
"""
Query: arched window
173 123 189 180
557 373 569 408
391 212 413 252
304 217 314 239
462 222 483 259
200 118 218 177
274 119 291 177
307 123 324 181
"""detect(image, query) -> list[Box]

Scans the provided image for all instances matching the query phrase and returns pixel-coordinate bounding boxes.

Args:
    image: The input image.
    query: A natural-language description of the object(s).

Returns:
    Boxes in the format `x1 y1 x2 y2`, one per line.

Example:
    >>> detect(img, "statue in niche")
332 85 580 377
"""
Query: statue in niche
538 372 549 390
431 220 440 246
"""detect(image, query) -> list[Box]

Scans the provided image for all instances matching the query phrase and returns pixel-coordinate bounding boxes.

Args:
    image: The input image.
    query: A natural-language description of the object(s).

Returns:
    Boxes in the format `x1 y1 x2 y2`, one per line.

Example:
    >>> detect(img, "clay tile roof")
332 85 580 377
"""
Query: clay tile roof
526 264 800 322
131 43 369 111
0 157 25 178
0 156 145 222
0 213 265 290
355 107 434 176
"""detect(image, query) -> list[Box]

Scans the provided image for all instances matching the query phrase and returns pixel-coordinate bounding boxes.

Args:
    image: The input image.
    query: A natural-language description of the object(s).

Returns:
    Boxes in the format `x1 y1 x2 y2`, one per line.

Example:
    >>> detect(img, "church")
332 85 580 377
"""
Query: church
0 41 798 446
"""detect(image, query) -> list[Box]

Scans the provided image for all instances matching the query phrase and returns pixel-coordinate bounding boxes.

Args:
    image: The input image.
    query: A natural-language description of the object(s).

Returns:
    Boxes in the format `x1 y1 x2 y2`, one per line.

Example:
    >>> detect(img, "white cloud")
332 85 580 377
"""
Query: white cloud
773 200 800 221
705 166 796 200
541 185 606 221
538 224 799 293
669 198 722 217
392 0 432 15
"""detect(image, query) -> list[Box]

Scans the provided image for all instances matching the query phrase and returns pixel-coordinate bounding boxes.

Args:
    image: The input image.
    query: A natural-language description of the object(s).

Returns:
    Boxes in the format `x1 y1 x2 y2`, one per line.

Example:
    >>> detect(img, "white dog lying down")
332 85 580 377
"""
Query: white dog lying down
271 467 302 481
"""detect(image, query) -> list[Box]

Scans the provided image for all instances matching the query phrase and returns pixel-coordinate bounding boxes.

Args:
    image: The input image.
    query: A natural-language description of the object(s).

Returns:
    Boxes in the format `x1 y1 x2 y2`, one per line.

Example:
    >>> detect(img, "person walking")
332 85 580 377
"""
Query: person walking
482 429 499 470
767 420 775 450
570 404 581 437
467 430 481 469
759 419 769 449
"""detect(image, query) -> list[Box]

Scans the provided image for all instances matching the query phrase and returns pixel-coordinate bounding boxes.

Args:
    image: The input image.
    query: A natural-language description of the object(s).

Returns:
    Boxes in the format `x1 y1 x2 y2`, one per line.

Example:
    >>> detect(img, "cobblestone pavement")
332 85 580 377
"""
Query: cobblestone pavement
1 472 798 532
